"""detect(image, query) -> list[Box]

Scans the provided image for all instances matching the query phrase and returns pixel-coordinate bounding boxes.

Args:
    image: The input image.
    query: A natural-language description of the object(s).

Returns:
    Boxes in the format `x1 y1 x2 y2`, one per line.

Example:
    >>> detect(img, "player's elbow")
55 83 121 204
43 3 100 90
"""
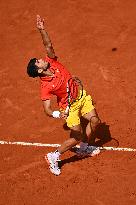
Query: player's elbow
46 43 52 48
44 42 52 49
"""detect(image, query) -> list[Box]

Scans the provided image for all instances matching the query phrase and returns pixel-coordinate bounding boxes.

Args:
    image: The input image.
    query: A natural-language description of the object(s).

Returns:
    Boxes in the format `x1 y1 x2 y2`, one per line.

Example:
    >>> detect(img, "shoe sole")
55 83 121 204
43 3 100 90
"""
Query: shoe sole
77 148 100 158
90 148 100 156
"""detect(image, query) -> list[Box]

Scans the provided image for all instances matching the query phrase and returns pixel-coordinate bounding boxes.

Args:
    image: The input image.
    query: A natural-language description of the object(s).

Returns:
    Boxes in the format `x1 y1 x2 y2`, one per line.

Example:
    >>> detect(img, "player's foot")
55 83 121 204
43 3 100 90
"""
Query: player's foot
76 145 100 158
45 152 61 176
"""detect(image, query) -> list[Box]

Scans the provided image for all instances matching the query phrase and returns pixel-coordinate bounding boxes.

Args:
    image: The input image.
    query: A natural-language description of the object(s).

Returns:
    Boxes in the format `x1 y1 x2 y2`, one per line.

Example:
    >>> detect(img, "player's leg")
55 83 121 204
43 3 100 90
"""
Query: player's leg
57 124 82 154
45 103 82 175
80 93 100 144
83 108 100 144
76 108 100 157
73 93 101 157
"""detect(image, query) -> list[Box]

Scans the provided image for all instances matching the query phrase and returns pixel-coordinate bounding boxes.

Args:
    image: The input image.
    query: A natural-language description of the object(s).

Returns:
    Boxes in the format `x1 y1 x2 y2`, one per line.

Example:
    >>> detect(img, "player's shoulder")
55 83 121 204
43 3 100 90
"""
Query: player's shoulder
45 55 58 63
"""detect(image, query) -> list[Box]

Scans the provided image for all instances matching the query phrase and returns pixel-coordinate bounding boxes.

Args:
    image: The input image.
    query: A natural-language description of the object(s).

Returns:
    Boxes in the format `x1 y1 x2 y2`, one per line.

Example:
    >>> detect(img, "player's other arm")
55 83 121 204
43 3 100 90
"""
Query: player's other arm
43 100 61 118
43 99 53 117
43 100 67 119
36 15 55 59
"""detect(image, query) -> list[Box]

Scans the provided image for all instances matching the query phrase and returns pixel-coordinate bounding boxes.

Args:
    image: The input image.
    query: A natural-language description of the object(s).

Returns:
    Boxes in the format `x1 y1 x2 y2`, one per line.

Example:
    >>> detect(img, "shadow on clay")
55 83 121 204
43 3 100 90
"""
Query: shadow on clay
61 118 119 167
63 117 115 147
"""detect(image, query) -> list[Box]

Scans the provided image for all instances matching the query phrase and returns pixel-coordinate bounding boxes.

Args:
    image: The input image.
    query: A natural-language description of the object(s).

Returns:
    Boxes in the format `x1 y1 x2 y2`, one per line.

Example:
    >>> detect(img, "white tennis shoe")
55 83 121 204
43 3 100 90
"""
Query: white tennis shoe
45 152 61 176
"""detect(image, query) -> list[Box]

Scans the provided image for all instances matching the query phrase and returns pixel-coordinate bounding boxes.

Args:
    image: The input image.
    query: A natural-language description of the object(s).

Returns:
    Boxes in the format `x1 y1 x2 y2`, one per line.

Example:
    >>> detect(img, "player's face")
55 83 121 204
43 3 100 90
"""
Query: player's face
35 59 49 70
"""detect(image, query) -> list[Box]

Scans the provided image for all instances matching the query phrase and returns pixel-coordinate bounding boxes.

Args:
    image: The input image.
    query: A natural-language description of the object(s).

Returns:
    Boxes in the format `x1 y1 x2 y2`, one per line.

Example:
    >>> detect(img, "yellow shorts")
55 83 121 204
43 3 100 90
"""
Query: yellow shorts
66 90 95 128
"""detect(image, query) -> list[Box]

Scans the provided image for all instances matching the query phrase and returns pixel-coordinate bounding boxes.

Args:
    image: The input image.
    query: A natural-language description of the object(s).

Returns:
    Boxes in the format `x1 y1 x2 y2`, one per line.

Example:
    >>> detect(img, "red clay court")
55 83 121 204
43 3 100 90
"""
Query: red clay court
0 0 136 204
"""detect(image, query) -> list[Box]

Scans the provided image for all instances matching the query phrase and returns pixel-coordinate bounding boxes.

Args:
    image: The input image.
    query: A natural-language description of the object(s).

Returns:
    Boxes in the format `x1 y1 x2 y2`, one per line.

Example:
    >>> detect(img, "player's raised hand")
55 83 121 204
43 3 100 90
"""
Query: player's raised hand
36 15 45 30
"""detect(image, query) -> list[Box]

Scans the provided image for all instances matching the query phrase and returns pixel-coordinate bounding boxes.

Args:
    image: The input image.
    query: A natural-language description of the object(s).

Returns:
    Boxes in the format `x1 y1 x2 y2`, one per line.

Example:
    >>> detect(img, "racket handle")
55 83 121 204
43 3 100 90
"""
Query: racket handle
65 106 69 114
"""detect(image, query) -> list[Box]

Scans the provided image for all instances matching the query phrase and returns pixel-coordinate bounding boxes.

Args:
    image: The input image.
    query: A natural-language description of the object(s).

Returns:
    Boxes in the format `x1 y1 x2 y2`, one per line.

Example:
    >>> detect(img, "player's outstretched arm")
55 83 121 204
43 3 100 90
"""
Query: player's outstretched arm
36 15 55 58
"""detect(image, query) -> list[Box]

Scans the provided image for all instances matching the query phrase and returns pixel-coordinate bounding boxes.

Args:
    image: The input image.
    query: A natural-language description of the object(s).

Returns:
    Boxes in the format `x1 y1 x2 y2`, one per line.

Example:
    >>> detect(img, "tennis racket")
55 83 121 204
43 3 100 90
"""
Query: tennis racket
65 77 84 114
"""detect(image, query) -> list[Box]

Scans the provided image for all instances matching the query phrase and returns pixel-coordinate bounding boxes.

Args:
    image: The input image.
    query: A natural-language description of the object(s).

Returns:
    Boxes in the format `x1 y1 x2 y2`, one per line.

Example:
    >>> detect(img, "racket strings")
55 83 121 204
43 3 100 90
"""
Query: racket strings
67 77 84 107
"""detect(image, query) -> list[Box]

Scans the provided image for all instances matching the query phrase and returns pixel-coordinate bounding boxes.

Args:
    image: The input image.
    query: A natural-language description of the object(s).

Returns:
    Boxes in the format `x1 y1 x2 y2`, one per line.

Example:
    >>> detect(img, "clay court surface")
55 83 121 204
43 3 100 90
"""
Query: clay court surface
0 0 136 204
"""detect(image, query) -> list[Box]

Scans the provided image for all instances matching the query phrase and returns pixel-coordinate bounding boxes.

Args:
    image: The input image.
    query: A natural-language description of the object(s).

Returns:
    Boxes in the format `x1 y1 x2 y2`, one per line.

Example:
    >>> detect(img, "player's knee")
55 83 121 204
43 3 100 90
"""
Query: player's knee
90 116 100 129
70 130 82 141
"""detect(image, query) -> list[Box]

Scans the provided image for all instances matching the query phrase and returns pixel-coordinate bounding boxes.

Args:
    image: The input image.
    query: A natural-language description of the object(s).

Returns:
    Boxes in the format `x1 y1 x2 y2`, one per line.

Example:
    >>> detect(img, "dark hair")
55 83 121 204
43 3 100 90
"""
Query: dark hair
27 58 39 78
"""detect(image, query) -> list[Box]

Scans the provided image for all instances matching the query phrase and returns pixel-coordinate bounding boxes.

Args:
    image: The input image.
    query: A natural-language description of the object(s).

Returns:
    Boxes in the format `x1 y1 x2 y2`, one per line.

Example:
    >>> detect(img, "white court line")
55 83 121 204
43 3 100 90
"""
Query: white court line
0 140 136 152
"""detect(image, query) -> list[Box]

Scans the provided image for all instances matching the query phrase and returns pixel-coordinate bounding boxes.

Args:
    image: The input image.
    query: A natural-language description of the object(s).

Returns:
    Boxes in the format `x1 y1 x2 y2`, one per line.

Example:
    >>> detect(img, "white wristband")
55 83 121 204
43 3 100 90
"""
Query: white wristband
52 111 60 118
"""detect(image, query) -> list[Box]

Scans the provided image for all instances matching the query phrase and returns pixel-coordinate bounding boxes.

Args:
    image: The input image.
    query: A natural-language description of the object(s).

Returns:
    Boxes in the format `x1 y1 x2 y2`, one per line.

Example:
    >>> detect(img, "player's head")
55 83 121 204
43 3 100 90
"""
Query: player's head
27 58 50 78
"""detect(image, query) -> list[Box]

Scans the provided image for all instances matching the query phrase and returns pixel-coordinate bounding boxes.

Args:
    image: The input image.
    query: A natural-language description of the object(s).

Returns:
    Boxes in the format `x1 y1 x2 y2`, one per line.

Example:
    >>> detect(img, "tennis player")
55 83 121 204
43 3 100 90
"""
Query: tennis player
27 15 101 176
